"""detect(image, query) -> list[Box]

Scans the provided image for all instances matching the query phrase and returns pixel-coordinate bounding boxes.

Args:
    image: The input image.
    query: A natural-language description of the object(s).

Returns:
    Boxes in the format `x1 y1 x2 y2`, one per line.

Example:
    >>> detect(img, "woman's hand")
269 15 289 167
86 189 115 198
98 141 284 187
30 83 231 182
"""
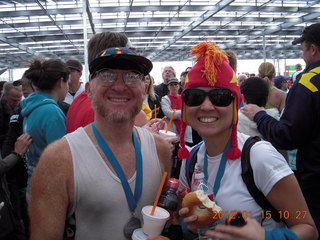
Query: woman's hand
13 133 32 157
240 104 265 121
205 218 265 240
178 207 199 234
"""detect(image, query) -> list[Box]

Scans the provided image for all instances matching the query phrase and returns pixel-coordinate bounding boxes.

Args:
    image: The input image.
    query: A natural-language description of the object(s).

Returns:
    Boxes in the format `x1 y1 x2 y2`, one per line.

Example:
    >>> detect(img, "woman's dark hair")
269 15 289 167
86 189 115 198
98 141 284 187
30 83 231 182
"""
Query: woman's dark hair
240 77 269 107
24 59 70 91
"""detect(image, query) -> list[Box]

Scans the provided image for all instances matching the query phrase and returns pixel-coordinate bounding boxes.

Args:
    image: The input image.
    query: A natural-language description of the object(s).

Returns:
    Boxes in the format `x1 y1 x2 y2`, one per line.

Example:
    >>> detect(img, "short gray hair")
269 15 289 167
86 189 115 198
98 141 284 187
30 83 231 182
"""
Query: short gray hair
162 66 176 77
2 81 22 97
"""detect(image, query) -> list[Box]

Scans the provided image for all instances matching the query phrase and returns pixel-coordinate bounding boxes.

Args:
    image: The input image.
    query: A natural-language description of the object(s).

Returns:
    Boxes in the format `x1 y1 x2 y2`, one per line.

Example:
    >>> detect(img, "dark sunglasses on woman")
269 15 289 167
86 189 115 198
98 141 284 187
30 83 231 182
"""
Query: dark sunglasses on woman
183 88 234 107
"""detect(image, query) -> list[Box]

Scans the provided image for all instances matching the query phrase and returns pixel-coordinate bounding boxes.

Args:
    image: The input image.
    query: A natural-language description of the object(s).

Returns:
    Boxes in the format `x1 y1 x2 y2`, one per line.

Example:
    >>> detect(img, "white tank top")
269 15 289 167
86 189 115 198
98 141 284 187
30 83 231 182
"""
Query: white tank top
65 127 162 240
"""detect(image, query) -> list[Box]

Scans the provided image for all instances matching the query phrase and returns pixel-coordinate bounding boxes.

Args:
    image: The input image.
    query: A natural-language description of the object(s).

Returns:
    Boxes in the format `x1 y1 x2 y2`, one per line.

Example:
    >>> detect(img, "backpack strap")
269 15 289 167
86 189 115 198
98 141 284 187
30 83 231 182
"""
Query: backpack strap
185 141 203 187
241 136 281 223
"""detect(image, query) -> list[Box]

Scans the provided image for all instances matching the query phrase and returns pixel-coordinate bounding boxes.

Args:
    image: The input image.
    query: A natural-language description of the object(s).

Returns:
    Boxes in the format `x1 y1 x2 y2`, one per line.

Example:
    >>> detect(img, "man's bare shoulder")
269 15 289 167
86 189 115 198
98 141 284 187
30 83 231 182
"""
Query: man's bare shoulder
31 137 73 204
35 137 71 174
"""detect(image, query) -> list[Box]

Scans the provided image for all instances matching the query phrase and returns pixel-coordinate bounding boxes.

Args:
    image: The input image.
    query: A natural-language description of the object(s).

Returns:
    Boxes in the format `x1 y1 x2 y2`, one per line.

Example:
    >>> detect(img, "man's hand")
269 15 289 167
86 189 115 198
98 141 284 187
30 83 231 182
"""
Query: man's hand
143 117 167 134
240 104 265 121
178 207 199 234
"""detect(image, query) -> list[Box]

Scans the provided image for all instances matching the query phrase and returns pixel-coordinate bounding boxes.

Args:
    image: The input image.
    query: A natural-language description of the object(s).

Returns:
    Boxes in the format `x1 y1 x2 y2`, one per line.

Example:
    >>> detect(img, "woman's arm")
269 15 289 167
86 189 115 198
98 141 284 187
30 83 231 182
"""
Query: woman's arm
266 174 318 240
0 133 31 175
202 175 317 240
161 96 173 118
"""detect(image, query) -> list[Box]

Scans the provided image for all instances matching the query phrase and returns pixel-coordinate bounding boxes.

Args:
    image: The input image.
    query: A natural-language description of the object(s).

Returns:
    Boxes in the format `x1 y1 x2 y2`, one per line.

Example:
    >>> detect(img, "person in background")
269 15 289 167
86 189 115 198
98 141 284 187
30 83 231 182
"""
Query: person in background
225 50 238 73
161 77 192 179
237 74 248 86
179 71 188 88
161 77 192 146
21 59 69 198
242 22 320 235
0 81 6 96
0 82 22 148
273 75 290 93
144 74 162 119
155 66 182 101
141 102 152 121
238 77 279 138
64 59 85 105
178 41 318 240
1 77 35 239
258 62 286 113
0 133 31 240
29 47 172 239
21 76 35 98
291 63 303 83
185 67 192 72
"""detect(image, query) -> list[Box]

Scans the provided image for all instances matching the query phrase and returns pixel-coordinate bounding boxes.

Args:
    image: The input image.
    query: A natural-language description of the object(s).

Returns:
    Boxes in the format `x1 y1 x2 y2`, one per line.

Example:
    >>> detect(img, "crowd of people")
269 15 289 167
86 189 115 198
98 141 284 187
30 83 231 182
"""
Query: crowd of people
0 22 319 240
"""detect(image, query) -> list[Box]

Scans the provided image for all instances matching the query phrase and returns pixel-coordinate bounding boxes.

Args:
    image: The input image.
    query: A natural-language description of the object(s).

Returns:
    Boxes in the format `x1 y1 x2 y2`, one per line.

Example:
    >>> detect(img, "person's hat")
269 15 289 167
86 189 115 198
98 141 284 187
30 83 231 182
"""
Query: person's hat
178 42 241 160
13 79 22 86
167 77 179 84
273 75 290 88
292 23 320 46
180 71 188 77
89 47 153 78
66 59 83 72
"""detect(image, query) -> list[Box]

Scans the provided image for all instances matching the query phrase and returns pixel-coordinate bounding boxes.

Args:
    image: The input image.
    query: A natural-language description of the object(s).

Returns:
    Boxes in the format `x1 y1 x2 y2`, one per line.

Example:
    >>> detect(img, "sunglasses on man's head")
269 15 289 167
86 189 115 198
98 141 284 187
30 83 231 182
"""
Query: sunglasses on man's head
183 88 234 107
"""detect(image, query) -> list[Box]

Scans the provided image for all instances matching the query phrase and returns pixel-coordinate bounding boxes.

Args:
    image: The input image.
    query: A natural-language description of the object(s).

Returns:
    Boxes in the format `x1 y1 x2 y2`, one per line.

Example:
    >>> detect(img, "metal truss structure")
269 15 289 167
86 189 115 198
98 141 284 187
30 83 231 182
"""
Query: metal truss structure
0 0 319 69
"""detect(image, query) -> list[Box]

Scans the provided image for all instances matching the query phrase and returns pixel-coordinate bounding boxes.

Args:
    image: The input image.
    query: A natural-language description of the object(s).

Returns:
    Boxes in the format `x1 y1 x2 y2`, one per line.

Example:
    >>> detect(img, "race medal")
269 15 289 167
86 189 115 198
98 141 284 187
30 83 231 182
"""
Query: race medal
123 214 141 239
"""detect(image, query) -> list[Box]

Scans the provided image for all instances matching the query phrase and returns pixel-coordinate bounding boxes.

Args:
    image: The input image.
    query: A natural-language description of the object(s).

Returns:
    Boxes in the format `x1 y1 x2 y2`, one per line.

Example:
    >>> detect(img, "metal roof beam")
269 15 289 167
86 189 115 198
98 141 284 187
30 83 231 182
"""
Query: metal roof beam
147 0 235 59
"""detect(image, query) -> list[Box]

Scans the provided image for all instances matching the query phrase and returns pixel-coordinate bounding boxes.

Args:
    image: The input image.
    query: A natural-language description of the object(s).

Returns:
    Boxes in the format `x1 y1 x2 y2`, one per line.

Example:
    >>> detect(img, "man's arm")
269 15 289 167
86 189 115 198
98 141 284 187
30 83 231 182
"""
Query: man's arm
30 138 73 240
256 84 316 149
153 133 172 174
242 83 317 150
1 113 22 157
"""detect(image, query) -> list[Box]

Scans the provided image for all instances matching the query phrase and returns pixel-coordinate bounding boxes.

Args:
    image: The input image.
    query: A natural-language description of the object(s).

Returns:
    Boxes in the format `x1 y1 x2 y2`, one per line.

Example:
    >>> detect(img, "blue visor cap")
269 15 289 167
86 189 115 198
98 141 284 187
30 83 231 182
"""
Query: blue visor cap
89 47 153 77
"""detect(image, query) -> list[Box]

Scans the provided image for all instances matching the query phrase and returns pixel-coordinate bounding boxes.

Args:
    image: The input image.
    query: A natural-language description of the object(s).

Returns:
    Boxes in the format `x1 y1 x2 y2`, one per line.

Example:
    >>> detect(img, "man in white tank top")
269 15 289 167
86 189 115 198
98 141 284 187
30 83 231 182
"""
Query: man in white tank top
28 34 172 240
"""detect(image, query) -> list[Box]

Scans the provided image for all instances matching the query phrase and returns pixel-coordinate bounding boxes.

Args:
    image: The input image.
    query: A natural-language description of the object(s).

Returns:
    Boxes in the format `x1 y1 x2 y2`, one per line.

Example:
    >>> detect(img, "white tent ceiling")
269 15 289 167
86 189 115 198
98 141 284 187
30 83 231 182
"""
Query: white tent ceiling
0 0 319 69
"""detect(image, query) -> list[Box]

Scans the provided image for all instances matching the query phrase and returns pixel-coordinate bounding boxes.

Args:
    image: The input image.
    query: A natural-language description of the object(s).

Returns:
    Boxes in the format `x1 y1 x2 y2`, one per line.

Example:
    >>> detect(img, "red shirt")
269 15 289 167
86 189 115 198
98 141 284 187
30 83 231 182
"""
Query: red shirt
66 92 94 133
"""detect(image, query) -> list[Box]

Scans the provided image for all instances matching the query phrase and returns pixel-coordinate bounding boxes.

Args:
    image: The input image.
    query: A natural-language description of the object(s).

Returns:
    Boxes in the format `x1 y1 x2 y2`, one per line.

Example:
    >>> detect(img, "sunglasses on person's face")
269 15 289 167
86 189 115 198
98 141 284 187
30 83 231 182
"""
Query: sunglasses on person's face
183 88 234 107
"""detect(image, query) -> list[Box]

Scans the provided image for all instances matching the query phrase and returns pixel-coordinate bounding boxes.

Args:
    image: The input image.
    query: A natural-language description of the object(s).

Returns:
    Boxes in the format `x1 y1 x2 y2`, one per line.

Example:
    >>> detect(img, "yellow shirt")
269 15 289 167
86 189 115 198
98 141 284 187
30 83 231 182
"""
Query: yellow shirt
142 102 152 120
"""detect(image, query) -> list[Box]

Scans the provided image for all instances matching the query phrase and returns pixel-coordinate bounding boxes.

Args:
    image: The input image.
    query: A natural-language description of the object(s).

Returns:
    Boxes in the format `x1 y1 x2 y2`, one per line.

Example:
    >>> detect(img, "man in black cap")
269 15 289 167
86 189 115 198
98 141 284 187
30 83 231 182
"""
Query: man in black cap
29 47 172 239
242 22 320 234
64 59 85 104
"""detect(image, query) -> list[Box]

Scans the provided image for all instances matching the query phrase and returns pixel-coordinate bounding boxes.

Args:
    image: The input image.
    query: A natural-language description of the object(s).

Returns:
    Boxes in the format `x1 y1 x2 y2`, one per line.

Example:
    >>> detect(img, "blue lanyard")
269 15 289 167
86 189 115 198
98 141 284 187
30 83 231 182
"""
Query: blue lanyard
91 122 143 212
203 139 231 196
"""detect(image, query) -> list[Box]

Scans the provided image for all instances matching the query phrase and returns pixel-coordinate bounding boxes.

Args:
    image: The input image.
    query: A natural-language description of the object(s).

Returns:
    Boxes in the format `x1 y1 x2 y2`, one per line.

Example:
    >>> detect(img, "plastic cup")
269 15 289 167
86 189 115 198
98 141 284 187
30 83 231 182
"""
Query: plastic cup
159 129 176 138
141 205 170 238
132 228 148 240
